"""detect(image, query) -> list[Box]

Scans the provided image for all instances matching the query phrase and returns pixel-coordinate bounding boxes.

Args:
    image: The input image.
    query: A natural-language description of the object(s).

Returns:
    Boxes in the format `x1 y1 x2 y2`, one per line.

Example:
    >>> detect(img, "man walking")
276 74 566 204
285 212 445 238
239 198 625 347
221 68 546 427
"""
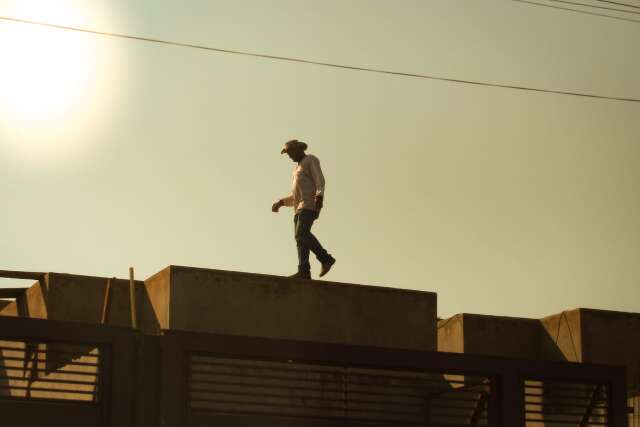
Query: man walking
272 139 336 279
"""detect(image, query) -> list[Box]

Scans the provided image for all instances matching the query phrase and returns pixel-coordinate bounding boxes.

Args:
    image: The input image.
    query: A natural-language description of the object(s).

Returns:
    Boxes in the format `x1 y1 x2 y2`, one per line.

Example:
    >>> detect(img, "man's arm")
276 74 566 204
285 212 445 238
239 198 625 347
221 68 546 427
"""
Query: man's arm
272 194 294 212
308 156 325 209
281 194 294 207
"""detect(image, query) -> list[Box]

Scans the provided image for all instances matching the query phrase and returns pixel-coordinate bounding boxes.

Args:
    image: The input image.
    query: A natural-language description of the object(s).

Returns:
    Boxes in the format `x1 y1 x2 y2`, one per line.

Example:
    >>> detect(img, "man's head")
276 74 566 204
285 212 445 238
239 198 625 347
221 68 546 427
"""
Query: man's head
280 139 308 162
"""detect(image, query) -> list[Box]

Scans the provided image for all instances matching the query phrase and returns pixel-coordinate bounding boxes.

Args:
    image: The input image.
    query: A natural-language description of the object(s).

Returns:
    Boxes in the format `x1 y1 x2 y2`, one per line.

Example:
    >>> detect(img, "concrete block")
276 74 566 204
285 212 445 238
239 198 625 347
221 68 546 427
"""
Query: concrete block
539 308 583 362
438 313 557 360
0 273 159 333
542 308 640 392
145 266 437 351
440 309 640 393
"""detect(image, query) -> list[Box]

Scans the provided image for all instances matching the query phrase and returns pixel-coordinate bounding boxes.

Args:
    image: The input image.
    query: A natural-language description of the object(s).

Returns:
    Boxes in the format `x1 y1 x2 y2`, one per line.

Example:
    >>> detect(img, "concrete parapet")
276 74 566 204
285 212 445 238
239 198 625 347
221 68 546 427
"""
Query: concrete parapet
439 309 640 394
437 313 557 360
0 273 158 332
541 308 640 393
0 300 10 311
146 266 437 351
0 267 436 351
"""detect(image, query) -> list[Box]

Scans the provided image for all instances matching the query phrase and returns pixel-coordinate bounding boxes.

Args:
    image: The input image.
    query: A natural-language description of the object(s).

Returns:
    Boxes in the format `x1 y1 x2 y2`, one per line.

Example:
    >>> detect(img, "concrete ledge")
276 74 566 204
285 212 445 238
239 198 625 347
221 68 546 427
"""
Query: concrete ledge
438 313 553 360
0 273 158 332
439 309 640 393
542 308 640 392
147 265 437 351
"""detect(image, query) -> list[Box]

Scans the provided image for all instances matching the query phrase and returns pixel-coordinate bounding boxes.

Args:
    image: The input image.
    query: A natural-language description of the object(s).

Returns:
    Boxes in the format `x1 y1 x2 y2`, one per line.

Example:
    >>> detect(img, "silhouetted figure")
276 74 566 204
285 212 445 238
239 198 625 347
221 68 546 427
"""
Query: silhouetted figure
272 139 336 279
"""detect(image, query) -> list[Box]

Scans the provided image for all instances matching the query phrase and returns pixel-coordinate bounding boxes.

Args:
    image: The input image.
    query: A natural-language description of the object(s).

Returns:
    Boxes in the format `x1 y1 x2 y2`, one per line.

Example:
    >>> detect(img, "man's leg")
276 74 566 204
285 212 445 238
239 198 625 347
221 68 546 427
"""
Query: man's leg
294 211 312 274
295 210 334 269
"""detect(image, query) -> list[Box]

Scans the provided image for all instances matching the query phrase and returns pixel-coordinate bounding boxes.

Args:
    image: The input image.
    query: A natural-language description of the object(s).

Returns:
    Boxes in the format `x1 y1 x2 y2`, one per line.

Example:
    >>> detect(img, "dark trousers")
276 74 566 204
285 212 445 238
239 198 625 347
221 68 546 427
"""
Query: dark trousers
294 209 333 273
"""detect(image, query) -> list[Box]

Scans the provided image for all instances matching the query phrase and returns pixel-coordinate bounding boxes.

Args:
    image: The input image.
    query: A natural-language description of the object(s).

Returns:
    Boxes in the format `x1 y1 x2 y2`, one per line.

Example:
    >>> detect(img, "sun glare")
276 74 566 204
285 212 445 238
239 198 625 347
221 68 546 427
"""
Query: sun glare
0 1 121 162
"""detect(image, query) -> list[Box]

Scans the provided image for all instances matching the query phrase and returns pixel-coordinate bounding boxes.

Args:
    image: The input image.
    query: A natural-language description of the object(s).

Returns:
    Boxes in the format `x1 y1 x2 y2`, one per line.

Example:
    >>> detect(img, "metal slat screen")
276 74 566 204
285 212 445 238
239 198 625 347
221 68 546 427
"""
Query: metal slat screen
189 353 492 426
524 379 609 426
0 338 101 403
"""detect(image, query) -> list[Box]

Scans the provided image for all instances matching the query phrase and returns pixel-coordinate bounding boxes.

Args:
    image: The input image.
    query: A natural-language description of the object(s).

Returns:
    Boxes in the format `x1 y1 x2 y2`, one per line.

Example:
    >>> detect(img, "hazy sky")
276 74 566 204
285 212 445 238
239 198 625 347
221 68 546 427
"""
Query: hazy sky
0 0 638 319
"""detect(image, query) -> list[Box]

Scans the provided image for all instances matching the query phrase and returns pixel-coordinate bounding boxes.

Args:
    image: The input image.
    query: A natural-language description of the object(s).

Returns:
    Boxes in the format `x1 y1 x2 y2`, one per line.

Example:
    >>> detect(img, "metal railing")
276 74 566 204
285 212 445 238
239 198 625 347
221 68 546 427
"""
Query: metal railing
524 379 610 426
188 354 491 425
161 330 629 427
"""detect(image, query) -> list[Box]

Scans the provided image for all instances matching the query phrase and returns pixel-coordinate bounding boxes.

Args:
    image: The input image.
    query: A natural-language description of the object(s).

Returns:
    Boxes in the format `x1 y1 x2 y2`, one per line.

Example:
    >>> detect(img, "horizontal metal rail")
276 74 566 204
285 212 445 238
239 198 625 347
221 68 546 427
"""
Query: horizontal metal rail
0 288 29 298
0 270 45 280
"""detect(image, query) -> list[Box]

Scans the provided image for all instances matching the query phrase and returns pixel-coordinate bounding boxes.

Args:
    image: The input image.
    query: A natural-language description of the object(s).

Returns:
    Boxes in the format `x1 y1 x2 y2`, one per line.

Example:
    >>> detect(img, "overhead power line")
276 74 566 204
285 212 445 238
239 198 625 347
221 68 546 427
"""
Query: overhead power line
542 0 640 14
513 0 640 23
594 0 640 10
1 15 639 103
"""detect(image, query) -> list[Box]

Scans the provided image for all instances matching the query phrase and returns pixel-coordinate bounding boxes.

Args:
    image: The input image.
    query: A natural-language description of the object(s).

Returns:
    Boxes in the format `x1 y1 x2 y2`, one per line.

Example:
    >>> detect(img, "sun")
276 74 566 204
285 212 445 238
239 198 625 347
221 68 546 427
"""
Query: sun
0 1 120 162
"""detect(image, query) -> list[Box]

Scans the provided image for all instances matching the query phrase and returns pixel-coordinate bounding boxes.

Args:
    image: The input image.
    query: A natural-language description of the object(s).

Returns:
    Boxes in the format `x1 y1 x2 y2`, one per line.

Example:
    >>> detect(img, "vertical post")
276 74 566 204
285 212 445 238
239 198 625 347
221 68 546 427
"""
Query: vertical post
488 375 501 427
609 370 629 427
497 370 524 427
129 267 138 329
101 278 113 325
160 333 188 427
99 343 113 426
109 333 138 427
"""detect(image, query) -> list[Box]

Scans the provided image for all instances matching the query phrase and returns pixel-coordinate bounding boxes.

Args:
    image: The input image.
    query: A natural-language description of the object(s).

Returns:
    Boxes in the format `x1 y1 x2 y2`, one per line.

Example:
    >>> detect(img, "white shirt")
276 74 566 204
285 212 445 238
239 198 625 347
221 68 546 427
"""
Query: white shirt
281 154 325 212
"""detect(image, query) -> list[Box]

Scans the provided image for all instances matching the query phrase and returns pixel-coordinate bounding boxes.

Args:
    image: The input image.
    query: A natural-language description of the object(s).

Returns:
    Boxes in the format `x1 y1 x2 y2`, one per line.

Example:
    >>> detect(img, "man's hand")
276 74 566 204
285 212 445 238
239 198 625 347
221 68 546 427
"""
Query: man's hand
315 195 324 211
272 199 284 213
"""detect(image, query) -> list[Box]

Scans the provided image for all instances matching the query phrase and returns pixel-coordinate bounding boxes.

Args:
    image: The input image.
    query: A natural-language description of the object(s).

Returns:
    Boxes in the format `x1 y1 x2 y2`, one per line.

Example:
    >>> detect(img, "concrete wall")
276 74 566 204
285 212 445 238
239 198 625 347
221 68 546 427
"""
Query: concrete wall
142 267 170 334
580 309 640 392
541 308 640 392
1 266 437 352
0 279 47 318
540 309 583 362
440 308 640 396
463 314 541 360
438 313 552 360
438 314 464 354
156 266 437 351
0 273 160 334
0 339 99 401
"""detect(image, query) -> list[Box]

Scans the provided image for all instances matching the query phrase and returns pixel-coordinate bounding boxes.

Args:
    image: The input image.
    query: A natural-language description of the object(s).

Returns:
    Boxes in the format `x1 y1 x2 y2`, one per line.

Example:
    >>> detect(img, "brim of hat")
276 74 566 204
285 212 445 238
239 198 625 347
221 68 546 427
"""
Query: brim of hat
280 148 287 154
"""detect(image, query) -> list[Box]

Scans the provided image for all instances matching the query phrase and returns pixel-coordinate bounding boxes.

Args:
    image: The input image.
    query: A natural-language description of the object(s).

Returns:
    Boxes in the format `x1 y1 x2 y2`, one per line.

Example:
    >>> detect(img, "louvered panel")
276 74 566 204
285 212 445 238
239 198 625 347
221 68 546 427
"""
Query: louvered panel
525 379 609 426
0 339 101 403
189 353 491 426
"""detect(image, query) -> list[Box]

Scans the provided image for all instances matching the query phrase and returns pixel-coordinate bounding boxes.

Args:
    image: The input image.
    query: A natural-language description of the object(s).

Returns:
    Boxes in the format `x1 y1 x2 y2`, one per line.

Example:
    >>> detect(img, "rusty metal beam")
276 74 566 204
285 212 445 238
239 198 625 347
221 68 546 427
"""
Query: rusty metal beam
470 391 489 425
0 270 46 280
101 278 114 325
0 287 29 298
580 384 604 426
129 267 137 329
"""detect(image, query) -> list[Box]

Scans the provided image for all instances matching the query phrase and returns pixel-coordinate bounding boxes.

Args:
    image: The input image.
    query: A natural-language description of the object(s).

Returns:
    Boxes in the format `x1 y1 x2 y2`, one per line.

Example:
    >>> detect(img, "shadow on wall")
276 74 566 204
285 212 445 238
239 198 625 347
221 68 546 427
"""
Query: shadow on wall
1 274 161 373
540 310 582 362
0 344 10 397
539 315 571 362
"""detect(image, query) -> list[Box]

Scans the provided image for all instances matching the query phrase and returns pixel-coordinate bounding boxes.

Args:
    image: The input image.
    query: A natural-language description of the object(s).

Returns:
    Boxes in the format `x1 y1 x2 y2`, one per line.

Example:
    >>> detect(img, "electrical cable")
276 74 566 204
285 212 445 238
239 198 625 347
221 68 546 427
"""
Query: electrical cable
594 0 640 10
437 316 457 330
554 311 580 361
1 15 639 103
513 0 640 23
540 0 640 14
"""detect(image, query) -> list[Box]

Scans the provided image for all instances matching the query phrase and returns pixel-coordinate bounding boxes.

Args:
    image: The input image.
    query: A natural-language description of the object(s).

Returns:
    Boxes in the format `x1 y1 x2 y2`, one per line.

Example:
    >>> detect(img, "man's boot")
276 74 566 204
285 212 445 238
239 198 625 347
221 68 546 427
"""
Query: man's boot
289 271 311 280
319 258 336 278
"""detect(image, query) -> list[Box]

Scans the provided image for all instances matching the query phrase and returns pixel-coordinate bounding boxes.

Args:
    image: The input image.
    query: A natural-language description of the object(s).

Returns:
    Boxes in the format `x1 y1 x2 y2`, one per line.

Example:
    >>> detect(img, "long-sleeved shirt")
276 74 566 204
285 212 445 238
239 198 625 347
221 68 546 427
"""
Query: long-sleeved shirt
281 154 325 212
